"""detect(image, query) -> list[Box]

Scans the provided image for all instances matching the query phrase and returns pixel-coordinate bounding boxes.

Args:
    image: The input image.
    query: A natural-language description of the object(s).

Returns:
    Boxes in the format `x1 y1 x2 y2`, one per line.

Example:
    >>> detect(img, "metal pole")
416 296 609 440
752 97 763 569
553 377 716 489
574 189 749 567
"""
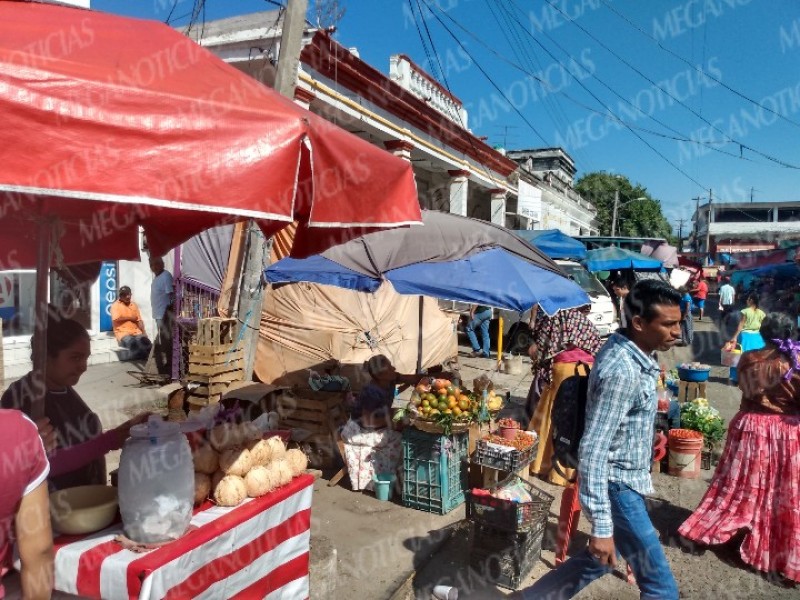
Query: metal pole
611 190 619 237
705 190 713 266
32 217 52 420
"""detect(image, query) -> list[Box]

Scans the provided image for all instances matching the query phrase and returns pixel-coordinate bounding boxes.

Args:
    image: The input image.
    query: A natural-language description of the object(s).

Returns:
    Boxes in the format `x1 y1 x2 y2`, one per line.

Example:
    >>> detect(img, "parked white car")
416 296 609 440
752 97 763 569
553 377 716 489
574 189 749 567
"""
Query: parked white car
499 260 618 353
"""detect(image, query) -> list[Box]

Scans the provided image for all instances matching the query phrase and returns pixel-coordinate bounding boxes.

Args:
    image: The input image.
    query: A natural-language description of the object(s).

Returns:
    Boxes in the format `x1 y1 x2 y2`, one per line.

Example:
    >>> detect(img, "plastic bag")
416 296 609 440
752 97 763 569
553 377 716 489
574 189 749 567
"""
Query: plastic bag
492 479 533 503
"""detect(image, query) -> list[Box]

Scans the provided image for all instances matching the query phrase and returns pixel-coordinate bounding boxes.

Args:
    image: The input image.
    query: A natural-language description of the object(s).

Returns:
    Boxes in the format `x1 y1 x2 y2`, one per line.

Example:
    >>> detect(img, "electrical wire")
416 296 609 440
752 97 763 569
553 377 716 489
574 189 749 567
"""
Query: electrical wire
425 1 709 190
537 0 800 169
598 0 800 131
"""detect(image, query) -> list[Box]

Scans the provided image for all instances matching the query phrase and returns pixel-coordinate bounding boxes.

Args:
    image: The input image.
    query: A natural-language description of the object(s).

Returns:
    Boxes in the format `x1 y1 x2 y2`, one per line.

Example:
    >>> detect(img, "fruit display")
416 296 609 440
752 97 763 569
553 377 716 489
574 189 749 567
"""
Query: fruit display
190 420 307 507
400 378 506 434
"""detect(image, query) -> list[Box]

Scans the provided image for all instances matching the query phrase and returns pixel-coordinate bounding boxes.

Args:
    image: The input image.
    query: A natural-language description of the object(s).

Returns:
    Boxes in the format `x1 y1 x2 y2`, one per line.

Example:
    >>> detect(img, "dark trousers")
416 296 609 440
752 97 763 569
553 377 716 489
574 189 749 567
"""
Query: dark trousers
120 334 152 361
154 314 173 376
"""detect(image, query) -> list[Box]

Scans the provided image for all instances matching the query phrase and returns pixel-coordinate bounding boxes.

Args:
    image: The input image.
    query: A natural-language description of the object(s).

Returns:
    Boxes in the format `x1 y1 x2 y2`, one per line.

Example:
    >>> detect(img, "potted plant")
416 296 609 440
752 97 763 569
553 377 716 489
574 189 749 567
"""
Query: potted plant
679 398 726 468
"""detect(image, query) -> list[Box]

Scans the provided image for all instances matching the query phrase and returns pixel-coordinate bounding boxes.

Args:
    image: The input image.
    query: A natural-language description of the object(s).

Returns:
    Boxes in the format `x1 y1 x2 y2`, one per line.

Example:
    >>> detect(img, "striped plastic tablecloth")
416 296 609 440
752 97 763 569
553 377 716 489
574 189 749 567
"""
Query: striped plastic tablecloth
51 474 313 599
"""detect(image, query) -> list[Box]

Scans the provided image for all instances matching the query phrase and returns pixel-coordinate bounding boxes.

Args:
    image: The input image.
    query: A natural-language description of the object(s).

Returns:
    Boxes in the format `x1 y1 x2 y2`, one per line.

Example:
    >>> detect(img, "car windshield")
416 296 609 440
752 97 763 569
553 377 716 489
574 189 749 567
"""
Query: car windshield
561 264 608 296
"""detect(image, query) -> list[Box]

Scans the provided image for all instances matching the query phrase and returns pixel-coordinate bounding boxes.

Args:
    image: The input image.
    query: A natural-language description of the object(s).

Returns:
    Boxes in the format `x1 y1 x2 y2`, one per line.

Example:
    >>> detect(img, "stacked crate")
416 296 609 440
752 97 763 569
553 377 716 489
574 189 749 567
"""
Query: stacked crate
402 428 469 514
186 318 244 408
277 388 347 468
466 475 553 590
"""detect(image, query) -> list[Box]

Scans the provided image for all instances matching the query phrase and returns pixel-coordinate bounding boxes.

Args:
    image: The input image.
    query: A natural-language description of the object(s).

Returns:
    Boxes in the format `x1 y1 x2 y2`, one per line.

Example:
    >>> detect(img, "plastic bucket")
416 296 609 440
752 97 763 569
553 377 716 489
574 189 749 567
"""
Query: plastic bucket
668 430 704 479
373 473 396 501
721 346 742 367
504 355 523 375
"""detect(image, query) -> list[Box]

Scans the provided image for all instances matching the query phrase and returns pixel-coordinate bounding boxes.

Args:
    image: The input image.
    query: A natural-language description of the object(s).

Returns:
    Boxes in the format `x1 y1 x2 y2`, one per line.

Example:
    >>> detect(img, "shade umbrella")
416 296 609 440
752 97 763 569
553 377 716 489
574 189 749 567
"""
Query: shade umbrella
513 229 587 260
0 1 422 416
0 0 422 267
265 211 590 316
584 247 663 273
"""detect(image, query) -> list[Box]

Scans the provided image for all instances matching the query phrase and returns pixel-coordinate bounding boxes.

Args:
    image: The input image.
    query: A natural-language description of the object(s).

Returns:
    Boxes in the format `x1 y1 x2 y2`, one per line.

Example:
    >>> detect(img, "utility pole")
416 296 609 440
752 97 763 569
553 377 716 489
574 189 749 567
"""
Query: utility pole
705 189 713 266
750 187 754 203
675 218 687 252
611 189 619 237
224 0 309 380
692 196 702 252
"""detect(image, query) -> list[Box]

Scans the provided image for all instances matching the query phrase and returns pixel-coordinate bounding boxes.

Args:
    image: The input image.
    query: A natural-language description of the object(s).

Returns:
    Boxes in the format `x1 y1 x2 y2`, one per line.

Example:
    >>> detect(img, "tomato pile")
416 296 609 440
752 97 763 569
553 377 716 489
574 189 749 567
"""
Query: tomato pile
669 428 703 440
497 418 519 429
483 430 537 451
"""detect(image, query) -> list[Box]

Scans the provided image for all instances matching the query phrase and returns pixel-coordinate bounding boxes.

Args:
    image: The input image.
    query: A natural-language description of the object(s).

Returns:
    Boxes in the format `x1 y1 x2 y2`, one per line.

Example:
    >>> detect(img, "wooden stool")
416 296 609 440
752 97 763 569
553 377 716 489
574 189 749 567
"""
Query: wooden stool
676 381 706 403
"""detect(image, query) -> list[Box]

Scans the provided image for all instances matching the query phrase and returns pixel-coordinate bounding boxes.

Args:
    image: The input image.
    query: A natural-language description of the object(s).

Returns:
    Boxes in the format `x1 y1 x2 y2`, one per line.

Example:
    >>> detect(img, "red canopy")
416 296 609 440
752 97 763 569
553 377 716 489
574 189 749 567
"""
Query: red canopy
0 1 421 267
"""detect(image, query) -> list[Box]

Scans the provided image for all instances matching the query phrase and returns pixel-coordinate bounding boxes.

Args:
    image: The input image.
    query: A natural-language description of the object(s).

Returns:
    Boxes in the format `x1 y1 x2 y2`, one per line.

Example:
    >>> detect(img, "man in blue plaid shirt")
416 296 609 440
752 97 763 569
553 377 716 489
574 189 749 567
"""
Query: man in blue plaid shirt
520 280 682 599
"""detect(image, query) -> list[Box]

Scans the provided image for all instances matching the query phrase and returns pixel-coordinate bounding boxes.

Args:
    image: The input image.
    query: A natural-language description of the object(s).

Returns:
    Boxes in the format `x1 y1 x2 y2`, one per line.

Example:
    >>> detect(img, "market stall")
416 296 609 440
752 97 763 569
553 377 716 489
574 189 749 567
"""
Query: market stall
49 475 313 600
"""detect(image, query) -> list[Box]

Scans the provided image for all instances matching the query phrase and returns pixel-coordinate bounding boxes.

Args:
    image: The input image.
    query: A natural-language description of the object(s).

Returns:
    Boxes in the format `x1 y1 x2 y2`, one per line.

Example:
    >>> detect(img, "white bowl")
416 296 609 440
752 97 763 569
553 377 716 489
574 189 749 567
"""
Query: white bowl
50 485 118 535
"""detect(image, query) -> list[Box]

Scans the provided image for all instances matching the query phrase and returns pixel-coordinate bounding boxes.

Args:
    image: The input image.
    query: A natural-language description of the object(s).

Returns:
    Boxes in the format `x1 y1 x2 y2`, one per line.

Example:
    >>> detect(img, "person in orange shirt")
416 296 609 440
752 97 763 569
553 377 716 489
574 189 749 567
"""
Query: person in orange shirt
110 286 152 360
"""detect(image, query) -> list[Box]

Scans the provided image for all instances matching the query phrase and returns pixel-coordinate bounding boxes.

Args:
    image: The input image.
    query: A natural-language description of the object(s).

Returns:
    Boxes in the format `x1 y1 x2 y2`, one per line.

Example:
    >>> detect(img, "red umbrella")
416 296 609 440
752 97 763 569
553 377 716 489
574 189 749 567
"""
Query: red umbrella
0 0 421 267
0 1 422 417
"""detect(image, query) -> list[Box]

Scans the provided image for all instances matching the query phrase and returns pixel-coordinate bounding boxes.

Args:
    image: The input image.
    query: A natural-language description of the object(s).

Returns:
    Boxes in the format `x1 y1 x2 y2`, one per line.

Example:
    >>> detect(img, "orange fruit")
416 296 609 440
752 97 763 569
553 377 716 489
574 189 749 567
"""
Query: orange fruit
453 407 462 416
444 409 453 415
458 398 470 411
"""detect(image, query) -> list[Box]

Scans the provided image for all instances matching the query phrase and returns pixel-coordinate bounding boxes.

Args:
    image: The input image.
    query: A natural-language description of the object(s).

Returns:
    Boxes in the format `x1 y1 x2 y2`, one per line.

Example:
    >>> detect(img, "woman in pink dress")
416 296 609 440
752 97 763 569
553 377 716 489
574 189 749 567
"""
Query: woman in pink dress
678 313 800 582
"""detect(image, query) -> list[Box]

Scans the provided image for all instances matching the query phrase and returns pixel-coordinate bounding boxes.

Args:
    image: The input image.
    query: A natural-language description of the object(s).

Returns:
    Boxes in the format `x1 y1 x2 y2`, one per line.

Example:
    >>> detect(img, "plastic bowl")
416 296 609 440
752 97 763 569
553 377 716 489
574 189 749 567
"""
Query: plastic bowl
677 366 710 382
50 485 118 535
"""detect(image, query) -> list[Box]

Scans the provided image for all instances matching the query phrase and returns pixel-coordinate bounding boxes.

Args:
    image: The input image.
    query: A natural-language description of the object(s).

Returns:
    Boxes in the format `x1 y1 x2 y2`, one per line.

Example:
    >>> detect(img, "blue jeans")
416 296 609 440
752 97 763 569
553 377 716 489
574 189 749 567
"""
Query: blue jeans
519 482 678 600
466 309 492 356
120 334 152 361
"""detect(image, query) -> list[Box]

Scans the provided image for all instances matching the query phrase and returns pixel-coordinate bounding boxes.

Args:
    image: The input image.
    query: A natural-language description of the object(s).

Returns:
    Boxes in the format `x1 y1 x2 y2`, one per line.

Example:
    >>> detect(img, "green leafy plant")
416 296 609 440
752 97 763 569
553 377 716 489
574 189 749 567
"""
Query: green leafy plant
680 398 726 450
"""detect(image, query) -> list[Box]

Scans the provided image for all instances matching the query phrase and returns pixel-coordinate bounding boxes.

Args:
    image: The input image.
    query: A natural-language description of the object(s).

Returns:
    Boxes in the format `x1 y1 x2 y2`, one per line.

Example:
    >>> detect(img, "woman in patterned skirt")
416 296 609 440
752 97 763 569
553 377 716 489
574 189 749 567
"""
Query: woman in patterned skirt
679 313 800 583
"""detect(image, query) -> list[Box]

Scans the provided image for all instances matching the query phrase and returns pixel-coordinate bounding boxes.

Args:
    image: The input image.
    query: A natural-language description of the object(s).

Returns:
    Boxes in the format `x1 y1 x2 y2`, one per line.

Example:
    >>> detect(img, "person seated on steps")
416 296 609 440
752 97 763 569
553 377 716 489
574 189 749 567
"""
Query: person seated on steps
110 285 152 361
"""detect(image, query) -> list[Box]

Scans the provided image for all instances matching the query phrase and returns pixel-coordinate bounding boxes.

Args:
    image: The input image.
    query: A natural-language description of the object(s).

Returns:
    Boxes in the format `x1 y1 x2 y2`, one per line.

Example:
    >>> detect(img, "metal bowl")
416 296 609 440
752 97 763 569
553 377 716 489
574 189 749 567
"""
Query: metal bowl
50 485 118 535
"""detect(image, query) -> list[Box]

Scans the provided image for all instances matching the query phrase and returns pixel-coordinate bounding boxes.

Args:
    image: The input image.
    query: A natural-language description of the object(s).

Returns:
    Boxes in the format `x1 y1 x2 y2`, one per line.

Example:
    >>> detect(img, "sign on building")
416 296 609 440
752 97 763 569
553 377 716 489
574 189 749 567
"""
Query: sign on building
99 261 117 332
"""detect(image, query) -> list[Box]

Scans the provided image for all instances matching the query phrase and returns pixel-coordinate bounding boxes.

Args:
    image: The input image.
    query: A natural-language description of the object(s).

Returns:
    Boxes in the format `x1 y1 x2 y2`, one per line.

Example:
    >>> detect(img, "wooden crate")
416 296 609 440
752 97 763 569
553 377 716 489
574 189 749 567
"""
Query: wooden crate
187 344 244 377
677 381 707 403
276 389 346 434
195 317 240 347
187 391 223 408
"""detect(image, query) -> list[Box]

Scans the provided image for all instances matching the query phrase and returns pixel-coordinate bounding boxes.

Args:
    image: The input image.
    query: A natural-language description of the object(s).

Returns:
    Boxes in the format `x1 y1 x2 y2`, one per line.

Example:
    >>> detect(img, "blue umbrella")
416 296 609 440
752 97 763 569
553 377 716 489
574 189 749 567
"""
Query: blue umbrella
584 246 662 272
513 229 587 260
266 247 589 316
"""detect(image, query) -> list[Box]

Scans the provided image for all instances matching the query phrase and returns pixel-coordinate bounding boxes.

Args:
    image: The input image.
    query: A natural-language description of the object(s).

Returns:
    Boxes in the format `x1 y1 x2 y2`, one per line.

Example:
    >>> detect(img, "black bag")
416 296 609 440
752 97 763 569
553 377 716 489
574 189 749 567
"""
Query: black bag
550 361 591 482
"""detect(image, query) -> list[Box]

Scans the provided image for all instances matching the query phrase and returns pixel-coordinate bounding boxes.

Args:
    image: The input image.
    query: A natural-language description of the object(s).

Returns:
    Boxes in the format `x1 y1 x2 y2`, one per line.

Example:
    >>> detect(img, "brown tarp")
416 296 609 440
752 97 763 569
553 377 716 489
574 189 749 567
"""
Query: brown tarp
254 282 457 388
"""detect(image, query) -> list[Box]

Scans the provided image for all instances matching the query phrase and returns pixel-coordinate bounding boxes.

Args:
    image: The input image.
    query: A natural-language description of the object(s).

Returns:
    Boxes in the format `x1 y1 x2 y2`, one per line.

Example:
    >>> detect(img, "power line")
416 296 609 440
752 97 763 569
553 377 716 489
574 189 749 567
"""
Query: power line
535 0 800 170
416 0 551 145
598 0 800 131
427 1 708 190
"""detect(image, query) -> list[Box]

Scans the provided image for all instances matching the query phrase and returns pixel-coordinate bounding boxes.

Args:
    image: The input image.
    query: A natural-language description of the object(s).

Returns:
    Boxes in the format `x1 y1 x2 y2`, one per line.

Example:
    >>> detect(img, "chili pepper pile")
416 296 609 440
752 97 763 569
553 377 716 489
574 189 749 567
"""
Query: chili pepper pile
669 428 703 440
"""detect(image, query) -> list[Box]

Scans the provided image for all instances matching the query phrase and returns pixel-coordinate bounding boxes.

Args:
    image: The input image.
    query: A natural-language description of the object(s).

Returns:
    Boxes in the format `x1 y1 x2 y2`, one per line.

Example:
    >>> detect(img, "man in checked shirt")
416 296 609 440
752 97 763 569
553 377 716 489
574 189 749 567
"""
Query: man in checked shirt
519 279 682 599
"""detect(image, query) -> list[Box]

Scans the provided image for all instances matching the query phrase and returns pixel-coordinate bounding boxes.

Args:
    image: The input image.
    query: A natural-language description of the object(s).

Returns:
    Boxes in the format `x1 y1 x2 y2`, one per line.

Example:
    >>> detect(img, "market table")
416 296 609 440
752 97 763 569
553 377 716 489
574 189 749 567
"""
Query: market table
49 474 313 600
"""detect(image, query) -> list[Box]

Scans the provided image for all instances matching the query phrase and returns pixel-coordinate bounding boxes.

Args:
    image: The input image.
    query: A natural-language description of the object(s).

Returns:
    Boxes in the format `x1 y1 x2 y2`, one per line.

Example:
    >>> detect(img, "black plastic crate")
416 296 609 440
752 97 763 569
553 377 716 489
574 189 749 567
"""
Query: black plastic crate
469 521 545 590
472 433 538 472
466 475 554 532
401 428 469 514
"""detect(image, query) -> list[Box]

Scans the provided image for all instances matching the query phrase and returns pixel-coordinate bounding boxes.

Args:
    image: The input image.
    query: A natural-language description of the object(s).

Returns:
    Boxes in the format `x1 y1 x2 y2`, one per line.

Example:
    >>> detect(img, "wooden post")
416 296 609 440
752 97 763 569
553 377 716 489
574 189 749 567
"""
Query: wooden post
31 218 52 420
221 0 309 381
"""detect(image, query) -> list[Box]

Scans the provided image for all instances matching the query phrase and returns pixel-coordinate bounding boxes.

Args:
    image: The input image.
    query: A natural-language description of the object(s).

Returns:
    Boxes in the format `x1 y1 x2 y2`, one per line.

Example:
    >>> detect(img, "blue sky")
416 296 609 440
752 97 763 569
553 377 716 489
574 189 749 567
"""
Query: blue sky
94 0 800 231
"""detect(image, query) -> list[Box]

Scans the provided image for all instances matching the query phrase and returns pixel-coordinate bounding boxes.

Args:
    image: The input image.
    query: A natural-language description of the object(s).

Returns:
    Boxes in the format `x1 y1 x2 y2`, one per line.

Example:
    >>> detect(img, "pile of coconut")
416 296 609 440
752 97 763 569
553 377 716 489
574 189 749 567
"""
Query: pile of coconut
191 422 308 507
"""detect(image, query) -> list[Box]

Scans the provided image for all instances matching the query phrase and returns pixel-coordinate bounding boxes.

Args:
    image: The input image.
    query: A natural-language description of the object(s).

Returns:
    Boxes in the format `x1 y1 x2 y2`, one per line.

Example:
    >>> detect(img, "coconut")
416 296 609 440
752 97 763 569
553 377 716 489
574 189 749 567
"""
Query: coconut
219 446 252 477
192 443 219 475
194 472 211 504
238 421 262 443
246 439 272 466
265 436 286 461
244 465 276 498
210 470 225 494
273 459 294 487
285 448 308 476
213 475 247 507
209 423 241 452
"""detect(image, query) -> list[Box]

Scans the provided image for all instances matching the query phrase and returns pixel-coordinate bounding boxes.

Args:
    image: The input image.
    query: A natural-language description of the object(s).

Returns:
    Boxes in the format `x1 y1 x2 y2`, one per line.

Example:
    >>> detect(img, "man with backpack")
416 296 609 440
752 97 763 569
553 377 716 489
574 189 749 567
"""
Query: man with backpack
518 279 682 600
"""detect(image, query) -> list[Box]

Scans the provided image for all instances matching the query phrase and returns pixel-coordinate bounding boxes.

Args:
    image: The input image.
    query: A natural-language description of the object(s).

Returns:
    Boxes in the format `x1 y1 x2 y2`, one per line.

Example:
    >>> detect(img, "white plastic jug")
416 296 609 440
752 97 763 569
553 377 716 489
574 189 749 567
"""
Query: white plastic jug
118 416 194 543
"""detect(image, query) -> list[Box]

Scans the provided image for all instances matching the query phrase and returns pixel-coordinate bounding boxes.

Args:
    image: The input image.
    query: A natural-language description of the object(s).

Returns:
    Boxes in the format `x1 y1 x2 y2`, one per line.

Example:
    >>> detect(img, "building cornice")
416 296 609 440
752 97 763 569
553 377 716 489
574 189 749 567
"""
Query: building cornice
300 32 518 178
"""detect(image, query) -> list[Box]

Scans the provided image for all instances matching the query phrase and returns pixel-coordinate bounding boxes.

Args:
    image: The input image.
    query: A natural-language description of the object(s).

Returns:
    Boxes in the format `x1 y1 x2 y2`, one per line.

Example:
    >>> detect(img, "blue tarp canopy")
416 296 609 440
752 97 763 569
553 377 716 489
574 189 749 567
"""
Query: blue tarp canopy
513 229 587 260
265 247 591 315
584 246 663 273
753 262 800 279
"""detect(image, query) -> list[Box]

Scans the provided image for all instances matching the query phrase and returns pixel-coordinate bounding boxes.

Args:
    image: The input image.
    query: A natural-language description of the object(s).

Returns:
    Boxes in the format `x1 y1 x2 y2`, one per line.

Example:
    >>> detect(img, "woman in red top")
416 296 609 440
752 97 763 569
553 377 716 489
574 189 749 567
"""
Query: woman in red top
679 313 800 583
0 410 53 599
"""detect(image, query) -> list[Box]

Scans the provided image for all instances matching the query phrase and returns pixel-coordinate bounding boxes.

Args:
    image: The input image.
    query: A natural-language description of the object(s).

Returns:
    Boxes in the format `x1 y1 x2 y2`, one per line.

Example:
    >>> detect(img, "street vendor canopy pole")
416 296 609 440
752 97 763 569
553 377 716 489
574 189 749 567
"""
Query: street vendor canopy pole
32 212 52 420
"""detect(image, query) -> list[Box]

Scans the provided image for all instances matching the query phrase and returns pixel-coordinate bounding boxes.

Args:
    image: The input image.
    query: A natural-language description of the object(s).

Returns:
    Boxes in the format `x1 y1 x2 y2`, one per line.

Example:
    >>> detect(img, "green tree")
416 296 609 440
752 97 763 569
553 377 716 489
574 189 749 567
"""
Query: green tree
575 172 673 240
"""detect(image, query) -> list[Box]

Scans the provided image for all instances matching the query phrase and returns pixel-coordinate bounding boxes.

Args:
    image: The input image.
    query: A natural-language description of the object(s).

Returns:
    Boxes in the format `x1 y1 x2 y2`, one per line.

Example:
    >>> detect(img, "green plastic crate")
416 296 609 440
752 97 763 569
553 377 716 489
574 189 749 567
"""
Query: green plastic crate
401 428 468 514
